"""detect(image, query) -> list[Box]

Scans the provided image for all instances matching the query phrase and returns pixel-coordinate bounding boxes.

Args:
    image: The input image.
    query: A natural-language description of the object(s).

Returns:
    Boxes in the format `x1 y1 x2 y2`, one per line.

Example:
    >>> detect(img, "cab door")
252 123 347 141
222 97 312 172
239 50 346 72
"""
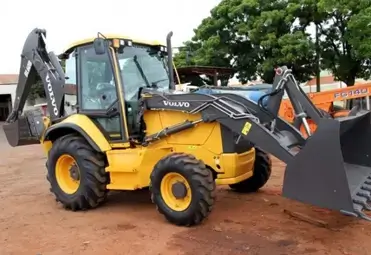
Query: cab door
69 43 129 145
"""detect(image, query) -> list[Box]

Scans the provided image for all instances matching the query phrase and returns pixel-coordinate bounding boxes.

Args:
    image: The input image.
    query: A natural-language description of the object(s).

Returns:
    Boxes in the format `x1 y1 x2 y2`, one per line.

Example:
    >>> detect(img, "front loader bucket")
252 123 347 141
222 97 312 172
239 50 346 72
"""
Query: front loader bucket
283 111 371 220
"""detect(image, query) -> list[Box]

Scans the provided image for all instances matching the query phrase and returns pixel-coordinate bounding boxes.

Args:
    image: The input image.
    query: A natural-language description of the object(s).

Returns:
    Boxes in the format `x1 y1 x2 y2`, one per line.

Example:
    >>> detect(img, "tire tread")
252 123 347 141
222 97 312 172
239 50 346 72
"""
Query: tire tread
46 134 108 211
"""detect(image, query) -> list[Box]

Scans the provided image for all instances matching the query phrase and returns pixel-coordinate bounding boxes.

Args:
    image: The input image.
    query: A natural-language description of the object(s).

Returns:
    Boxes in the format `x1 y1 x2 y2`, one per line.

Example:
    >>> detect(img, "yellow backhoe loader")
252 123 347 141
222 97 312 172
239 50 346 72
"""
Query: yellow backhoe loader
3 28 371 226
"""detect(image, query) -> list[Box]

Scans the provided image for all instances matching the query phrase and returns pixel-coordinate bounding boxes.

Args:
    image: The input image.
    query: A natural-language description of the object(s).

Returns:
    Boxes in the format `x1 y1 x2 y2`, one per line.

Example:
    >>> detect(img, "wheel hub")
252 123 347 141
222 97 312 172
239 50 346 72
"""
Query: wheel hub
171 182 187 199
69 165 80 181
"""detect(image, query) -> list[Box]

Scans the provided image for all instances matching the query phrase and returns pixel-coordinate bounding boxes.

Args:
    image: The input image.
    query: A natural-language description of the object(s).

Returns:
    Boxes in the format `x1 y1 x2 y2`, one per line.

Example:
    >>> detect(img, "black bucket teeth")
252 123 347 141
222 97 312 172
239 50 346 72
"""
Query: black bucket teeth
356 190 371 200
343 174 371 221
342 200 371 221
354 196 371 211
361 184 371 192
364 178 371 185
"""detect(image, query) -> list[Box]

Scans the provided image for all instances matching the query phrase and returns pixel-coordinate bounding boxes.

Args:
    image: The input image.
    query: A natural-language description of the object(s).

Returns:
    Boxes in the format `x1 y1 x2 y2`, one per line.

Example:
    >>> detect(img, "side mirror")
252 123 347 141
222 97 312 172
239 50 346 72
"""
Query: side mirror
93 38 106 55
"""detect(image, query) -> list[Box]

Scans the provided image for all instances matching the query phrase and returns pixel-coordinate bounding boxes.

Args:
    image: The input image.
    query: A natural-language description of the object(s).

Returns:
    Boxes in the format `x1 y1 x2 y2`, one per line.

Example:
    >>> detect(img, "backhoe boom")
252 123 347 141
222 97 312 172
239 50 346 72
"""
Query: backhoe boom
6 28 65 123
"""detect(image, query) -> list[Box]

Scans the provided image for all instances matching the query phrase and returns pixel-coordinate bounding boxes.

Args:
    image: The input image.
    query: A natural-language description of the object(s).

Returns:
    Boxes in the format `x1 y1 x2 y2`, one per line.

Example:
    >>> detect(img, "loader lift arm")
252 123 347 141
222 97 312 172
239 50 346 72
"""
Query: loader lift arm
6 28 65 123
261 66 325 137
140 90 302 163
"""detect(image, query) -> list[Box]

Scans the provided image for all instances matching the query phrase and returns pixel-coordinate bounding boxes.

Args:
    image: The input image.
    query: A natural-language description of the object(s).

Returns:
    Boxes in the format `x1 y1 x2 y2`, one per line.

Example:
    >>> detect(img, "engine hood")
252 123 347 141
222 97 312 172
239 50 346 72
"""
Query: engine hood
195 84 273 105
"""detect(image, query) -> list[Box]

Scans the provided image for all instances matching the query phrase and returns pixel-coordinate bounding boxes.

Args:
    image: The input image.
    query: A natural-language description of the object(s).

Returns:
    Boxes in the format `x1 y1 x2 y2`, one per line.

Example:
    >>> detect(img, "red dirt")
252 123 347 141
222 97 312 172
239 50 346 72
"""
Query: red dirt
0 142 370 255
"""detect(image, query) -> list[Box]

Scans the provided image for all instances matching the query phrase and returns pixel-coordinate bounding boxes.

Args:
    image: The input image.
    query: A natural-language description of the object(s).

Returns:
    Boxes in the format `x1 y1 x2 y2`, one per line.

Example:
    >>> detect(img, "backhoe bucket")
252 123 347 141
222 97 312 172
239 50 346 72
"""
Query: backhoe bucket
3 111 44 147
283 111 371 220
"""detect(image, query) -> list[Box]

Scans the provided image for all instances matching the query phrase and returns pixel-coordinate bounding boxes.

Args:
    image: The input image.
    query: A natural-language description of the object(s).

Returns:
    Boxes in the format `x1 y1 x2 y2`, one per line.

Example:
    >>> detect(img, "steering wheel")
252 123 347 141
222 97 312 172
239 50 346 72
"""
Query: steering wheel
97 83 117 108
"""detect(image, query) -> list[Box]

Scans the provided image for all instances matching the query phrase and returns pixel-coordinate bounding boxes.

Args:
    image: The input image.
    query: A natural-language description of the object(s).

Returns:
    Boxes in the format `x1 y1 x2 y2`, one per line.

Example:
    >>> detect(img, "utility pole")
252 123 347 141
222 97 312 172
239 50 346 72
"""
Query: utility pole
315 23 321 92
315 9 321 92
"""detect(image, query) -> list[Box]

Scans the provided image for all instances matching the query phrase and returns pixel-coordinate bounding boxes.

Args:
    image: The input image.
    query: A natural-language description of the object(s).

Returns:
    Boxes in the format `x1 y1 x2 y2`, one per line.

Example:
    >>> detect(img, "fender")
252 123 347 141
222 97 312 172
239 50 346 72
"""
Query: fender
44 114 111 152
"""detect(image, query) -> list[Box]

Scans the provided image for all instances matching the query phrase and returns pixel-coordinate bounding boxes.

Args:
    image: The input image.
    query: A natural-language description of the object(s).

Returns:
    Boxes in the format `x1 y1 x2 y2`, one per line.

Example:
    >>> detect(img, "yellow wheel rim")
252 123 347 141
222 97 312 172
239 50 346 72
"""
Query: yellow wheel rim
55 154 80 194
160 172 192 211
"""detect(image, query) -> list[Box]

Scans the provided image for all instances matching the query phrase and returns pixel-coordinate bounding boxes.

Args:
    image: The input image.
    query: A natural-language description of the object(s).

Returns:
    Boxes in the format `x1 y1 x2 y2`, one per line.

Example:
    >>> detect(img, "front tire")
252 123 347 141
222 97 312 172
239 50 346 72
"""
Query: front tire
46 134 109 211
229 148 272 193
150 153 216 226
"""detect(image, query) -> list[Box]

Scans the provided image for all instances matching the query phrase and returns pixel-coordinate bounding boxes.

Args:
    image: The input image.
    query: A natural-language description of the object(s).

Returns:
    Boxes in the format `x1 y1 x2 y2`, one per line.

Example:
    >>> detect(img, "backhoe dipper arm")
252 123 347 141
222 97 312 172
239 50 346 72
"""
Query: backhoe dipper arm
7 28 65 123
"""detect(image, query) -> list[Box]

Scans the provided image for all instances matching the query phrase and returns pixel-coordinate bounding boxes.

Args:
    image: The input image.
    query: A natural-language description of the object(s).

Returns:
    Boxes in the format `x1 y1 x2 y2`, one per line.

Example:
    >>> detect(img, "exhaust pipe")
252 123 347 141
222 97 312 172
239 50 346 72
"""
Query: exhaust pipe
166 31 175 90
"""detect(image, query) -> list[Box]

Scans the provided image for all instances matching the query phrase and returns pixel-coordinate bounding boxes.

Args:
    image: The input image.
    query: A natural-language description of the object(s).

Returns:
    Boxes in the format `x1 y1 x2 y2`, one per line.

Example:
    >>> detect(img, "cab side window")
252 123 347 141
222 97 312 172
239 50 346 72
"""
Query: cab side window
79 45 118 111
64 52 77 115
78 44 121 137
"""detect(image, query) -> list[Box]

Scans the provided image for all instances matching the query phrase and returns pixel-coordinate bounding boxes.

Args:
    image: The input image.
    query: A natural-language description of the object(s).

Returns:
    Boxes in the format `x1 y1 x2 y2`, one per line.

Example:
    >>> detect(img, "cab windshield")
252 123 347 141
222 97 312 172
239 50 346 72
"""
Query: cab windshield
118 45 169 100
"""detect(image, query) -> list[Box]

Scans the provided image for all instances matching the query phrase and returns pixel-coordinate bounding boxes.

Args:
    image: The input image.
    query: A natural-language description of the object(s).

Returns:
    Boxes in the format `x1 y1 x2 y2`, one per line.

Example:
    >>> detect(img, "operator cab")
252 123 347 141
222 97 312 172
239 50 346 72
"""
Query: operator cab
60 35 170 144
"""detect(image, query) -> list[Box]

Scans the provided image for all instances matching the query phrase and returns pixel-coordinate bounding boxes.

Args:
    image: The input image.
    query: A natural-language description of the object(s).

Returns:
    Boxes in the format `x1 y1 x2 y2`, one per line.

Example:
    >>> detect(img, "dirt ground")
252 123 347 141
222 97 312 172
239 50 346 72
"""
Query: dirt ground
0 126 371 255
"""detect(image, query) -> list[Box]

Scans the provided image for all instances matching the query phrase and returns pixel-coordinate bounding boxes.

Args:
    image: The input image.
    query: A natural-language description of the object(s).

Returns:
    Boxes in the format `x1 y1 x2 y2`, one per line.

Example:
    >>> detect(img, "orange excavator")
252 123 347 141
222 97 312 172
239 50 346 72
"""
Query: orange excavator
282 83 371 137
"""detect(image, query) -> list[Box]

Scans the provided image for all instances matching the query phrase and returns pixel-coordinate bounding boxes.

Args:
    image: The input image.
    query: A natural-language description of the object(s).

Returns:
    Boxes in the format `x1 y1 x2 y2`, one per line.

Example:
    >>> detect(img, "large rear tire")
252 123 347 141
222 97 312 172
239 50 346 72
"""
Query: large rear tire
229 148 272 193
46 134 109 211
150 153 216 226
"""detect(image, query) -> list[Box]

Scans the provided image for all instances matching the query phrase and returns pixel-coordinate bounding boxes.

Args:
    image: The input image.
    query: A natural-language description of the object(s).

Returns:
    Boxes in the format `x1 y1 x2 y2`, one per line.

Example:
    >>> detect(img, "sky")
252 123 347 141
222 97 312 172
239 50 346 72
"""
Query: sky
1 0 221 74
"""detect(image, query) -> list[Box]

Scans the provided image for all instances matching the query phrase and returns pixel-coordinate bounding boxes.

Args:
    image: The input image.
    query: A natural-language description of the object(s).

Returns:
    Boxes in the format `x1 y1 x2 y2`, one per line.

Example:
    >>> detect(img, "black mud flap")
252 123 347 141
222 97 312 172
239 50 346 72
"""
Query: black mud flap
3 111 45 147
283 111 371 220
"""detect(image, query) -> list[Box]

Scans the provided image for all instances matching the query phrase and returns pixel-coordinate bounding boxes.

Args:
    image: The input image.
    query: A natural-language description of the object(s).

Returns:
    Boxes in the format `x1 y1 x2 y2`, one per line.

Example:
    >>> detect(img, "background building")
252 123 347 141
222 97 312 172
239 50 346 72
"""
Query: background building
0 74 17 121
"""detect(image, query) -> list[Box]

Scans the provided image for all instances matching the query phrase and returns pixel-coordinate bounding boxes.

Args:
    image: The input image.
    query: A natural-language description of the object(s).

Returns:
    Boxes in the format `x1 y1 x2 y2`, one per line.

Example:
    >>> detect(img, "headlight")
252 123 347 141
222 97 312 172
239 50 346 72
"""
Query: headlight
119 39 133 46
154 45 167 53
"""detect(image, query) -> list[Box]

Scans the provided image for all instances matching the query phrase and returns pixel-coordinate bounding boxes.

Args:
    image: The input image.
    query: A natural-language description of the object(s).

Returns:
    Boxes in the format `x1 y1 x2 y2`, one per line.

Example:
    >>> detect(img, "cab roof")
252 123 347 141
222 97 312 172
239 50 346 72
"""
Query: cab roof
61 34 165 55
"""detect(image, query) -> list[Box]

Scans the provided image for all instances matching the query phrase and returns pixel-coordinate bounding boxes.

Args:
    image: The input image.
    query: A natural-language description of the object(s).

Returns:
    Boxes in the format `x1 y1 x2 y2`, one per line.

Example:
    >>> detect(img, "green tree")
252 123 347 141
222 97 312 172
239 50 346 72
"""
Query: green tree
292 0 371 86
173 42 200 67
28 78 45 103
174 0 317 84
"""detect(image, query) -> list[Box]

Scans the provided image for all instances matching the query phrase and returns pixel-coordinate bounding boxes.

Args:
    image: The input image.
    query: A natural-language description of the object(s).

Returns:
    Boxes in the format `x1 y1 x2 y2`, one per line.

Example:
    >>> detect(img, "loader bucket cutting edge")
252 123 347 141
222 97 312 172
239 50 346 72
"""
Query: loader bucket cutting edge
282 111 371 221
